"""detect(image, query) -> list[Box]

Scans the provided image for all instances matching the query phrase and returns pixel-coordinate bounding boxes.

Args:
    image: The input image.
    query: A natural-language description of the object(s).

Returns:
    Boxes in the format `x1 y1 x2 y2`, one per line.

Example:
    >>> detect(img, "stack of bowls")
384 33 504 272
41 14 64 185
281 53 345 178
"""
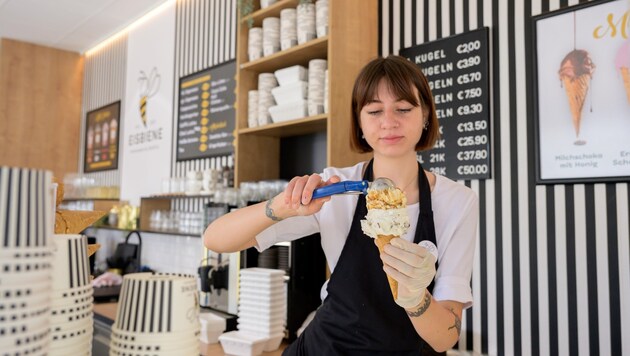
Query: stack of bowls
315 0 329 38
247 90 259 128
109 273 200 356
0 167 54 356
262 17 280 57
296 2 316 44
49 234 93 355
280 8 297 51
308 59 328 116
257 73 278 126
248 27 263 62
236 268 287 352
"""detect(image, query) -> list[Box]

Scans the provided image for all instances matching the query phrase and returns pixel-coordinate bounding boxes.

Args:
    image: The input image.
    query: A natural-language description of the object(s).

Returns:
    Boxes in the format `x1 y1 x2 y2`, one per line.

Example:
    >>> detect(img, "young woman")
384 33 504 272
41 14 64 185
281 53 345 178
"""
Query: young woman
204 55 478 355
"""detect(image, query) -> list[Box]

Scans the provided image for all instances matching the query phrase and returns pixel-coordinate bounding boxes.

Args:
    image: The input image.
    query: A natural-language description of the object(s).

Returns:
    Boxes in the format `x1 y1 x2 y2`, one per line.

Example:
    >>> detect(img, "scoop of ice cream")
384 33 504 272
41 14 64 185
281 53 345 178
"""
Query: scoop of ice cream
360 208 410 238
365 187 407 210
616 40 630 70
558 49 595 79
361 185 409 238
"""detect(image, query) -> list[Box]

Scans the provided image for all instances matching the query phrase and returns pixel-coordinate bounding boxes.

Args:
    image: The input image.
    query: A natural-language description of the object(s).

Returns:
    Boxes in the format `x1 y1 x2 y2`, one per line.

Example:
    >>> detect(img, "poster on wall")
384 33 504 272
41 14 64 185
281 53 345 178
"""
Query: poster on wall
84 101 120 173
400 27 491 181
176 60 236 161
120 2 175 205
533 0 630 183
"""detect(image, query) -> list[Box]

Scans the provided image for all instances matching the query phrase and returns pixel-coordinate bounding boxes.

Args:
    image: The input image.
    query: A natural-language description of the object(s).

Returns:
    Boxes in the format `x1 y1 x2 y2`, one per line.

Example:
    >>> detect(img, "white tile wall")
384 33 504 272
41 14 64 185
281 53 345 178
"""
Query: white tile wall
87 228 203 275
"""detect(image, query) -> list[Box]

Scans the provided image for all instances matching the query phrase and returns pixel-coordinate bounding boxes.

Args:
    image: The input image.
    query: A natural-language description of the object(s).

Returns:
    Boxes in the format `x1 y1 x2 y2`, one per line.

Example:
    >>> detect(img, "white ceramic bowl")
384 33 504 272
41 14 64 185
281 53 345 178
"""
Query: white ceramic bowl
271 81 308 105
268 101 309 123
219 330 268 356
273 66 308 86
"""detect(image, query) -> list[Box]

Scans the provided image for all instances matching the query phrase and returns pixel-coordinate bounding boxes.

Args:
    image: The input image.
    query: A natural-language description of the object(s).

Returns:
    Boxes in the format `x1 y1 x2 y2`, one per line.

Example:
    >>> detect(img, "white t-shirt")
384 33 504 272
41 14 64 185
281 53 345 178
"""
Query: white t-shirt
256 162 479 308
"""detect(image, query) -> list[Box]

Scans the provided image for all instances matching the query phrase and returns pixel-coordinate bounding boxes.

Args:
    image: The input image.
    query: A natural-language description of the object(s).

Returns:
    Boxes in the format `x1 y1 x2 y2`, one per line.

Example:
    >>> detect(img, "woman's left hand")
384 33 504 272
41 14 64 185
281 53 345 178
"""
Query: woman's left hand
379 237 437 309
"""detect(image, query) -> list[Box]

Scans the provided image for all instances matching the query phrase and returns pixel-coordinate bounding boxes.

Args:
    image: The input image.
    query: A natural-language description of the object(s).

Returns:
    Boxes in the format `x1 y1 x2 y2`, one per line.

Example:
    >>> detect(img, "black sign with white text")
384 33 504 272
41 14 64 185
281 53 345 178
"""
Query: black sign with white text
176 60 236 161
400 27 491 180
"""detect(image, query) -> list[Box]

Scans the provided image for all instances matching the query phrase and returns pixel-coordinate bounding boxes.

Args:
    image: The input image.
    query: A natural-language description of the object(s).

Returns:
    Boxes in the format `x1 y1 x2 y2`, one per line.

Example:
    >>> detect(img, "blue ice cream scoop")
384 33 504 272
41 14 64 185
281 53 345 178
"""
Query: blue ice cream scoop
311 177 395 199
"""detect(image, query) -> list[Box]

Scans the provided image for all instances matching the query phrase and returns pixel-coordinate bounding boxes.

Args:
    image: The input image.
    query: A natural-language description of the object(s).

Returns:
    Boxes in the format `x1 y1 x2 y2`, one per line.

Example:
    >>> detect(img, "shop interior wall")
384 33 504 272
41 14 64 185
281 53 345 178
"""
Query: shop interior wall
379 0 629 355
82 0 239 274
0 38 83 179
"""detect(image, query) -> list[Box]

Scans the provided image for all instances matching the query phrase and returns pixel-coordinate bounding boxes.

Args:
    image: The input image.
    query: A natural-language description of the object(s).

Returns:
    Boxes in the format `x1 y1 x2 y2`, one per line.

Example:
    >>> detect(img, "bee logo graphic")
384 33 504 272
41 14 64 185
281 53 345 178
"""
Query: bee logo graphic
138 67 161 127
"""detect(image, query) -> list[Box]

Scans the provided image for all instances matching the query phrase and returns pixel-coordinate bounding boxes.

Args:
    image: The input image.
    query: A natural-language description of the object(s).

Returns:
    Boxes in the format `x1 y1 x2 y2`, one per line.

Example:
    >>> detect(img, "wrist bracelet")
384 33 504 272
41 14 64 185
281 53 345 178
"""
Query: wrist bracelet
265 197 283 222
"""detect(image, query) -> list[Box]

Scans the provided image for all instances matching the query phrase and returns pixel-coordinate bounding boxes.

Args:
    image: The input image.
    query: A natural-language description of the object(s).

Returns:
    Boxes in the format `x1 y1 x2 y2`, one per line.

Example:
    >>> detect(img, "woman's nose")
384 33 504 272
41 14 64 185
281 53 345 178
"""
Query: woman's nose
381 109 398 128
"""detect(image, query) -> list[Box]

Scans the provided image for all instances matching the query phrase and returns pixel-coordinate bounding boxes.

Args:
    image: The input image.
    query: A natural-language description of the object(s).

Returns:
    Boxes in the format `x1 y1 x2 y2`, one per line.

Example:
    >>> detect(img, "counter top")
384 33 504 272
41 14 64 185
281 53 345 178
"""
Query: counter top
93 302 288 355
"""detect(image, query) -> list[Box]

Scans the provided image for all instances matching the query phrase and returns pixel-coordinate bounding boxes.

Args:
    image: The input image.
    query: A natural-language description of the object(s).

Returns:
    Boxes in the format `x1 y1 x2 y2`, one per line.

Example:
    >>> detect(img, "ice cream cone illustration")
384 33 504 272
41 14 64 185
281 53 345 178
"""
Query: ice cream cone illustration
615 40 630 104
360 183 410 301
558 49 595 145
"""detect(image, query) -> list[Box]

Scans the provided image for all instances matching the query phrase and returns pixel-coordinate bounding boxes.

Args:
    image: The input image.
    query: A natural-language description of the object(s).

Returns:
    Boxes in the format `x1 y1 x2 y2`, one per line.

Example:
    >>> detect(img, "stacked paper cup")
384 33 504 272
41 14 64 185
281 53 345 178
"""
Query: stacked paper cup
109 273 200 356
280 8 297 51
248 90 259 128
308 59 328 116
296 2 316 44
258 73 278 126
315 0 329 38
49 234 93 355
0 167 54 356
262 17 280 57
235 268 286 352
248 27 263 62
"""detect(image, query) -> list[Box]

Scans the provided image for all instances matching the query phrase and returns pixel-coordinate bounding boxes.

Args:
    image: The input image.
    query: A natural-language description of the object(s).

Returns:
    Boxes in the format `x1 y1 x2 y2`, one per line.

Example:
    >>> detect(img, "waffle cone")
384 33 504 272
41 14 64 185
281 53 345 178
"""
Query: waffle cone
621 67 630 104
561 74 591 136
55 210 107 234
375 234 398 300
87 243 101 257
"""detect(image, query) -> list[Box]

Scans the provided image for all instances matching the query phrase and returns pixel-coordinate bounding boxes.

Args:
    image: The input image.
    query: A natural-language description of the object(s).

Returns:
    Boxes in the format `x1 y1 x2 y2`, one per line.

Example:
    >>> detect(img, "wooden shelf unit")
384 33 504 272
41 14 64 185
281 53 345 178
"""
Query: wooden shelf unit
235 0 377 185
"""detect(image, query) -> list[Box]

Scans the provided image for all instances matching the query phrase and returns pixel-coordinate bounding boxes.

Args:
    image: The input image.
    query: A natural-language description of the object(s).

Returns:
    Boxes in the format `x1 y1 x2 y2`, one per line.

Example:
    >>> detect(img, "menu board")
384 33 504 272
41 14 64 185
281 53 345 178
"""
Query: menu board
176 60 236 161
400 27 491 180
84 101 121 173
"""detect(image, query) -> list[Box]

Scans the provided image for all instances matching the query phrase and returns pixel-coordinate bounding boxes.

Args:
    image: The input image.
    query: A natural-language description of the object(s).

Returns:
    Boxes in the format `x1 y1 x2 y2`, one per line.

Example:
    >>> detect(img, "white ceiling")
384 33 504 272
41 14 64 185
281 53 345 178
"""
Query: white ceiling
0 0 169 53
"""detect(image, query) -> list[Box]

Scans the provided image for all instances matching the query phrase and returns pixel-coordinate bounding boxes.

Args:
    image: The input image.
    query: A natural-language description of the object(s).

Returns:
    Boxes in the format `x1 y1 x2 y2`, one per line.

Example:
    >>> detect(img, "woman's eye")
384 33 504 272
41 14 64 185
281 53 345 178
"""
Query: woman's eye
367 110 382 116
398 108 412 113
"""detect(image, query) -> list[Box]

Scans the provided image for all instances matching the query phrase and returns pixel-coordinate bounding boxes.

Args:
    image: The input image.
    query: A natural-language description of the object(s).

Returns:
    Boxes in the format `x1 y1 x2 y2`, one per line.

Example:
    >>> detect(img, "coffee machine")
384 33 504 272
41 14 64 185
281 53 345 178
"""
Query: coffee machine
198 249 240 315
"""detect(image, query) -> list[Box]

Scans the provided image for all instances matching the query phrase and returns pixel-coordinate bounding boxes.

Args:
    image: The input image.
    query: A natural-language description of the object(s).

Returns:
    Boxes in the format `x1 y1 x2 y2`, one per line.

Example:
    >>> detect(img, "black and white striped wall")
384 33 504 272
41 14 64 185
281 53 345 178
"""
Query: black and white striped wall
81 35 128 187
171 0 236 212
379 0 629 355
81 0 237 212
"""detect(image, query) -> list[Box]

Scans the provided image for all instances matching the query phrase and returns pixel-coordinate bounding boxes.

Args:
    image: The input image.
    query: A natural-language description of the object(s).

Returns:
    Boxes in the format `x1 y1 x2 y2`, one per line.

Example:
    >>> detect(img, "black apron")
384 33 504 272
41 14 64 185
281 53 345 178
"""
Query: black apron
283 160 445 356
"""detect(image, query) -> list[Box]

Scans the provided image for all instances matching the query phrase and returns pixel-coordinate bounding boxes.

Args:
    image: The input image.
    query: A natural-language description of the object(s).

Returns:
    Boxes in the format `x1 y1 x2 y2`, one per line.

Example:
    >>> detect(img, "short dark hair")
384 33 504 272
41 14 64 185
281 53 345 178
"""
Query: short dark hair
350 55 440 153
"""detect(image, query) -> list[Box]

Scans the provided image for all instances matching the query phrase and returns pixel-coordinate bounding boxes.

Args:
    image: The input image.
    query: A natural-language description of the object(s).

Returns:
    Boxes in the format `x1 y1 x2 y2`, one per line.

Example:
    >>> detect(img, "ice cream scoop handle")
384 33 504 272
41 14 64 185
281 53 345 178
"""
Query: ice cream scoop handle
311 180 368 199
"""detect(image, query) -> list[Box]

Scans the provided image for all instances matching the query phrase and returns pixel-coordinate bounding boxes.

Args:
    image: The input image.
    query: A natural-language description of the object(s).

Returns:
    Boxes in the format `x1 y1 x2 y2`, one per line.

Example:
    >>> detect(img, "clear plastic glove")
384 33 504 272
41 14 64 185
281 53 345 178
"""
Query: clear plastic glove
91 271 123 288
380 238 437 309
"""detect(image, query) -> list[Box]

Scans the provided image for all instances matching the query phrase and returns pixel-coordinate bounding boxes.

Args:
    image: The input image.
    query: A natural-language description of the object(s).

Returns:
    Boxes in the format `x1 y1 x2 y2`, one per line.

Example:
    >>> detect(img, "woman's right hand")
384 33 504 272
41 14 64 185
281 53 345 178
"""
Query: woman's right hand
276 174 341 218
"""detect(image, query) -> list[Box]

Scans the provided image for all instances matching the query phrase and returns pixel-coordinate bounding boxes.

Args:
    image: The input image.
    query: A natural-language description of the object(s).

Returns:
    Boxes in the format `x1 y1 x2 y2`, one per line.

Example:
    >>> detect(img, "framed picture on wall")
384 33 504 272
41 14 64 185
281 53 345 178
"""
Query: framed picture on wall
84 101 121 173
532 0 630 184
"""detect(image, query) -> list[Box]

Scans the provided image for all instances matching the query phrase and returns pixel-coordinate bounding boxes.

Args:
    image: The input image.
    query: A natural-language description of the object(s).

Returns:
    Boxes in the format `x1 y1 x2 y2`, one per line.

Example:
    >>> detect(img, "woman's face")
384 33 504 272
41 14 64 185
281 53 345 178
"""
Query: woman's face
359 79 425 158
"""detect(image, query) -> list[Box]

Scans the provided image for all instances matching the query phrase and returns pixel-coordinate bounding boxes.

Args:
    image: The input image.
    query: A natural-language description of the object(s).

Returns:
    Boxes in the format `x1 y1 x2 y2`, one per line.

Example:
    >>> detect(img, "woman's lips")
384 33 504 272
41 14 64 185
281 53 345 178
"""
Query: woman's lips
380 135 403 144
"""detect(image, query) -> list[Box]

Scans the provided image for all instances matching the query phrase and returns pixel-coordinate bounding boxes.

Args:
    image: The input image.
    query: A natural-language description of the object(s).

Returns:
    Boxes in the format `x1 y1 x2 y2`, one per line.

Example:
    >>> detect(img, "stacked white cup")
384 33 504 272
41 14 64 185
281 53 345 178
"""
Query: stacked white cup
248 27 263 62
280 8 297 51
0 167 54 356
262 17 280 57
257 73 278 126
316 0 329 38
308 59 328 116
296 2 316 44
49 234 93 355
220 268 287 353
248 90 259 128
109 273 200 356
